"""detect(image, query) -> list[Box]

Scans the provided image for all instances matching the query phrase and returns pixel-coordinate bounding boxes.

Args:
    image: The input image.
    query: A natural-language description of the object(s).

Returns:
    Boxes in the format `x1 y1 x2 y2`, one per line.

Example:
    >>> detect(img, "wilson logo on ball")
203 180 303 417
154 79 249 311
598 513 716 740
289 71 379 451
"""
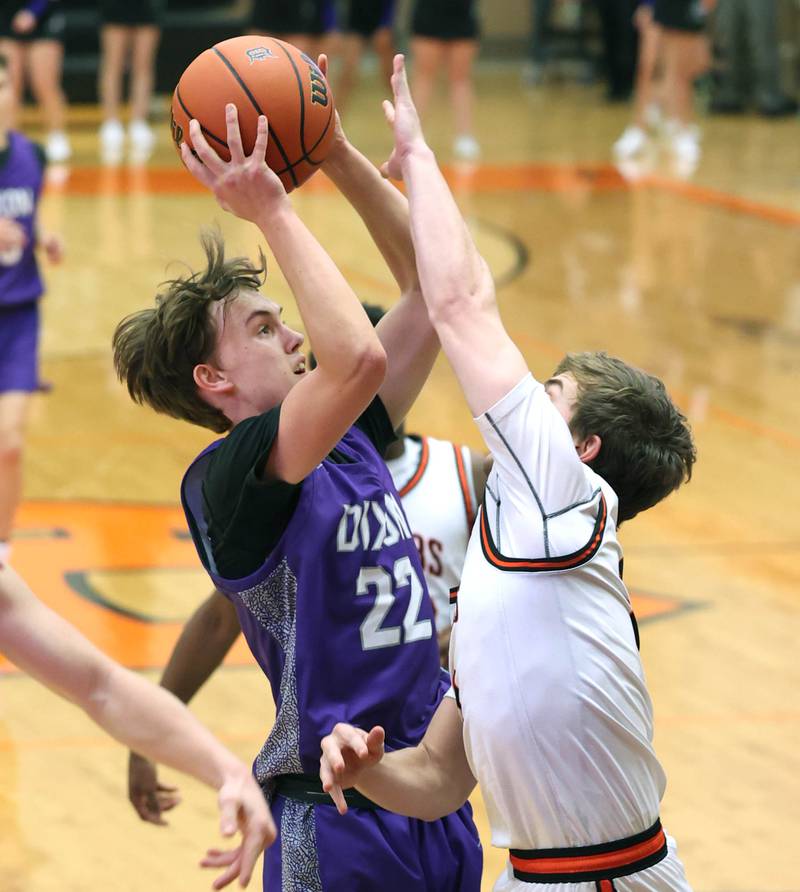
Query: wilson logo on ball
169 110 183 148
246 46 274 63
309 67 328 107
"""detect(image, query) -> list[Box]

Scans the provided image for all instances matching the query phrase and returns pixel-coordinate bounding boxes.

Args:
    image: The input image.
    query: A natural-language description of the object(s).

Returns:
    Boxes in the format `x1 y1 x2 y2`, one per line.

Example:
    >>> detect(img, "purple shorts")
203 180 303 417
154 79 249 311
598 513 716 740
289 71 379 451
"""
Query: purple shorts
266 795 482 891
0 301 40 394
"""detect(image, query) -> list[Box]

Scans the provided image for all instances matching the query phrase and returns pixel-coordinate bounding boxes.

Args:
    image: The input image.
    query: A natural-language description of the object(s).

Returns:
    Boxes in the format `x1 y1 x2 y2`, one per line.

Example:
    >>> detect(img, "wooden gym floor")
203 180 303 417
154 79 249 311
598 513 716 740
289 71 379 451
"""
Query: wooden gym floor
1 65 799 891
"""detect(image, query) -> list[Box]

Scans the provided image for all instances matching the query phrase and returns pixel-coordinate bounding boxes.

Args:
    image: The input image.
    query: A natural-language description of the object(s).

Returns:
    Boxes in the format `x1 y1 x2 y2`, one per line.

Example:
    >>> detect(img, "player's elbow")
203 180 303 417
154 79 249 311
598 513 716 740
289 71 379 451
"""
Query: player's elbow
427 272 495 330
80 659 116 723
348 341 387 392
414 758 475 821
416 785 473 822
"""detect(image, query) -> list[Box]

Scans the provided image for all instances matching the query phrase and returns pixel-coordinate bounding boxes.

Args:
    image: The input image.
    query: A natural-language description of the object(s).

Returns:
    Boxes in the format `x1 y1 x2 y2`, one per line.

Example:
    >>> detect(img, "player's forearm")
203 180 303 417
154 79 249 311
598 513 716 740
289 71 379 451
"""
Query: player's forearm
324 141 419 294
401 146 491 321
87 661 248 791
254 206 383 374
0 571 244 792
355 742 473 821
158 592 239 704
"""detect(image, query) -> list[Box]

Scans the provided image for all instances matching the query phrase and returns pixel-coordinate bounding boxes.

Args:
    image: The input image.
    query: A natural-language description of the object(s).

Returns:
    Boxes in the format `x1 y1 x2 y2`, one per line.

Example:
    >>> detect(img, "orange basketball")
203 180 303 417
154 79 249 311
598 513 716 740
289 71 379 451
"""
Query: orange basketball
170 36 336 193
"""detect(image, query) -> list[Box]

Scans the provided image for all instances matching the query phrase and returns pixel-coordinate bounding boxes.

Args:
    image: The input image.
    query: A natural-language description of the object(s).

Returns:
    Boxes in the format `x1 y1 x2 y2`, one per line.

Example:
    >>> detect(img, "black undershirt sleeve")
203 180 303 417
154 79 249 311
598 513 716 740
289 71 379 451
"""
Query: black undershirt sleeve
201 396 395 579
354 395 397 455
202 407 300 579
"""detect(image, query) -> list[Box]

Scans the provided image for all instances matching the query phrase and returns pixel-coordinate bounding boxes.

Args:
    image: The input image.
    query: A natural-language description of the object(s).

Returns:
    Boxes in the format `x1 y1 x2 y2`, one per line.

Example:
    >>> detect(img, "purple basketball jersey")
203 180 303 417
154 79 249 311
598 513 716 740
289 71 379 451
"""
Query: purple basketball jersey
0 132 44 307
182 423 447 785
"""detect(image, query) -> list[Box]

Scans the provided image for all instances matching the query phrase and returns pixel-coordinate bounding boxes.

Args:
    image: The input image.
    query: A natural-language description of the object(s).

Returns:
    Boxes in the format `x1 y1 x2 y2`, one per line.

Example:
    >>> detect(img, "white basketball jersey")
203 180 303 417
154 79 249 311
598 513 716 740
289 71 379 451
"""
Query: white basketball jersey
385 436 477 632
451 374 668 853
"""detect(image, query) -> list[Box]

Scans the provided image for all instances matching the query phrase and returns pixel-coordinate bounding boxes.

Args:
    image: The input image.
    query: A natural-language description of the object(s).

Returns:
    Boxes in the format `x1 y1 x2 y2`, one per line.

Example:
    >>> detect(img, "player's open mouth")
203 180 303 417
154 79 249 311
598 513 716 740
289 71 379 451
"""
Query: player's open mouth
294 358 306 375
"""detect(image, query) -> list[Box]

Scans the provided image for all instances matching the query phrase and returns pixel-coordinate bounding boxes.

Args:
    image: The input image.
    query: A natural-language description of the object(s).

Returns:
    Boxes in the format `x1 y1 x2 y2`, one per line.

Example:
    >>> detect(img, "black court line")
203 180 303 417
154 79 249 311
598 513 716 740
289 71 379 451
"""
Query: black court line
467 216 530 289
64 568 199 625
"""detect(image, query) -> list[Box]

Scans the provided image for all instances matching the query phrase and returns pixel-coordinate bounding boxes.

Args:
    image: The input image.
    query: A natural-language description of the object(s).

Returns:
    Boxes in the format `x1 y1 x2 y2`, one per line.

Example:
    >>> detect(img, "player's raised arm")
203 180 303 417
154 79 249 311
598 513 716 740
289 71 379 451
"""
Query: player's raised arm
319 60 438 431
383 55 529 419
0 564 274 889
320 696 474 822
182 105 386 484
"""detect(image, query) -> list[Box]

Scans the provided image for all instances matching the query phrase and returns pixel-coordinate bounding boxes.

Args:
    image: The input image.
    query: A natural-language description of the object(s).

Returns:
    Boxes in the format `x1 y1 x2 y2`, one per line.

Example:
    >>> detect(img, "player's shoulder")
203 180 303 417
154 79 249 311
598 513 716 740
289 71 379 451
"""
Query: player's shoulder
207 408 281 474
583 463 620 528
8 131 46 167
478 372 540 425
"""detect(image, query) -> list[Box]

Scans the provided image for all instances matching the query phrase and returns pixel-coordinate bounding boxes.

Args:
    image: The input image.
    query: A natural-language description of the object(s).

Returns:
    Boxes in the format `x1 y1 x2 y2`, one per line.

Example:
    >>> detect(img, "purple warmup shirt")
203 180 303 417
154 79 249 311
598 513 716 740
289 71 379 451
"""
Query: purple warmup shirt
0 132 44 307
182 423 448 785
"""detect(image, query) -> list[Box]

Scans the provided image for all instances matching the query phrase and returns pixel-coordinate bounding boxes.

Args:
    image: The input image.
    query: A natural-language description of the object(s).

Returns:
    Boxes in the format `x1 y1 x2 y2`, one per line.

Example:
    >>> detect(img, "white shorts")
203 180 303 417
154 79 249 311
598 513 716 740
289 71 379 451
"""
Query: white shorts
493 836 691 892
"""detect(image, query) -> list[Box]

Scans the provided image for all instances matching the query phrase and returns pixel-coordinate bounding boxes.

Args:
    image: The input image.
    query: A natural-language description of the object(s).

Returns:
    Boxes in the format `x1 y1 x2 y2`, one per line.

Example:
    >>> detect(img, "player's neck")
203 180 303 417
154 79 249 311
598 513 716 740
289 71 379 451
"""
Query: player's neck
0 128 9 151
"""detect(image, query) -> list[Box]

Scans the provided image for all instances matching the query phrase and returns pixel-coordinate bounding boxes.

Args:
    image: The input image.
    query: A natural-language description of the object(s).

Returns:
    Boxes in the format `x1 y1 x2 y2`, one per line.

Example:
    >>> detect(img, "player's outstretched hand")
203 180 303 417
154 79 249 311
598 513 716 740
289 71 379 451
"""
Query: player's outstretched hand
181 104 288 223
200 766 276 890
381 54 427 181
0 217 26 253
41 232 64 265
320 723 385 815
128 751 182 825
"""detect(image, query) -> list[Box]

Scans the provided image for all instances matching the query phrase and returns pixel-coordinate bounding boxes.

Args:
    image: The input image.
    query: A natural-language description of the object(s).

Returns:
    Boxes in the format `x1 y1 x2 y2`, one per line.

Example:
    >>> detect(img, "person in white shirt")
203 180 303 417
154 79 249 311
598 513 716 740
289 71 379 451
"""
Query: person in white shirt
320 54 697 892
361 302 488 666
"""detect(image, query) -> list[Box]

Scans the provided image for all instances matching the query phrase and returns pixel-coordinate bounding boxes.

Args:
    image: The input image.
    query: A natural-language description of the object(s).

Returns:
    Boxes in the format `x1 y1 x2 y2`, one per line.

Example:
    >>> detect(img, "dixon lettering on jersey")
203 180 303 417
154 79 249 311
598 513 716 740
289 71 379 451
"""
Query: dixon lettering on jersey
0 188 34 218
337 493 412 552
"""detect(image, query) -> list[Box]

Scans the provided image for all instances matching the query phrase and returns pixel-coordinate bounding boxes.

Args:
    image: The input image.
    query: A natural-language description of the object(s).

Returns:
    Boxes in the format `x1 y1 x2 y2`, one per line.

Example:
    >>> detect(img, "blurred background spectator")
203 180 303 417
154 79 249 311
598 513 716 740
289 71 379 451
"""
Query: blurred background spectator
710 0 798 116
0 0 70 161
335 0 396 114
249 0 336 60
97 0 163 164
592 0 640 100
409 0 481 161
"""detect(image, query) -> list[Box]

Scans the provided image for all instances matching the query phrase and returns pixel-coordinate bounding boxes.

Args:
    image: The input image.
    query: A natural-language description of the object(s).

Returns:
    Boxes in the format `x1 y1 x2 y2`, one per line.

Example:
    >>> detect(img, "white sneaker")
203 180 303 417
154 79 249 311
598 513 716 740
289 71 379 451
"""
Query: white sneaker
128 119 156 162
99 119 125 163
613 125 648 160
453 134 481 161
643 102 664 131
45 131 71 163
670 124 701 176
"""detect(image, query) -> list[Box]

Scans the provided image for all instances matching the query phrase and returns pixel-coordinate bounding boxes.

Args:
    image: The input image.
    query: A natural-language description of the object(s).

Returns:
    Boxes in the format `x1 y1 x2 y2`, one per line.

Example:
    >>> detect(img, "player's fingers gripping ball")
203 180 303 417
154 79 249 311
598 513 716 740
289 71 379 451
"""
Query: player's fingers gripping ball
171 36 336 192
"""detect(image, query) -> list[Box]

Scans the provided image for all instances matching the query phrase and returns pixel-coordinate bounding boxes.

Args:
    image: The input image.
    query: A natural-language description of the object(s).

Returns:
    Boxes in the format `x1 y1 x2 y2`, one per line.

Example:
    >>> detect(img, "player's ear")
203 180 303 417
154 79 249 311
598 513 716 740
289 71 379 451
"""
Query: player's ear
194 363 233 395
574 433 601 465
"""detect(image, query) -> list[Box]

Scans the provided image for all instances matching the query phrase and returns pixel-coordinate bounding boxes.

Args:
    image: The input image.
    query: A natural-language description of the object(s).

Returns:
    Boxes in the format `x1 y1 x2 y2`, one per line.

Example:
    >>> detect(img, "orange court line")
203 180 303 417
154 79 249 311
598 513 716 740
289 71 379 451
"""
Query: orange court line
43 162 800 228
645 174 800 228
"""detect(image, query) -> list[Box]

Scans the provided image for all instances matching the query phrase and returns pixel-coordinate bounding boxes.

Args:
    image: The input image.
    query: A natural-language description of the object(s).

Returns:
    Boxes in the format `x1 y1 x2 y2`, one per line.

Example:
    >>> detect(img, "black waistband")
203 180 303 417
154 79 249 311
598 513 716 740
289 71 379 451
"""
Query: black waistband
509 819 668 883
272 773 380 810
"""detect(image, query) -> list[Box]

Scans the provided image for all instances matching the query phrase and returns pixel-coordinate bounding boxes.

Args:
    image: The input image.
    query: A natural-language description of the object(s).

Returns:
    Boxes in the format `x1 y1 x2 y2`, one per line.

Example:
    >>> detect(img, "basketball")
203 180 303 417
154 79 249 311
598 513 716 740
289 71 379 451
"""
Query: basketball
170 36 336 192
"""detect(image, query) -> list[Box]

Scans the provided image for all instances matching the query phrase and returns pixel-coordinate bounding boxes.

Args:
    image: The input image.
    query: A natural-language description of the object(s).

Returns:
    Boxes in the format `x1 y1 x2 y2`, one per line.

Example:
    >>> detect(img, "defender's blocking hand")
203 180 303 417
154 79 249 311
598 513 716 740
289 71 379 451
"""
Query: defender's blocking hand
320 723 386 815
381 55 428 181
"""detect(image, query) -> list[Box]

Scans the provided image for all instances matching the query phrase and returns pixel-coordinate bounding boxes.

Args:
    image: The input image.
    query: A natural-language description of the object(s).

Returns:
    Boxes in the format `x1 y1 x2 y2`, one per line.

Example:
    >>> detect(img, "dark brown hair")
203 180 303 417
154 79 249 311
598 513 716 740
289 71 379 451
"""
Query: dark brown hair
554 352 696 523
112 229 266 433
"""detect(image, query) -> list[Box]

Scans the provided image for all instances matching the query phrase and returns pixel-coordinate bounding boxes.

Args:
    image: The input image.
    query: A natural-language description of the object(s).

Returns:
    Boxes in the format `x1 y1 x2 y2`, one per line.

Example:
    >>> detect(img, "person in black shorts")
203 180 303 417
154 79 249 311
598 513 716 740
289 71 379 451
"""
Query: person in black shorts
335 0 396 113
249 0 335 60
653 0 715 175
97 0 163 164
410 0 481 161
0 1 70 162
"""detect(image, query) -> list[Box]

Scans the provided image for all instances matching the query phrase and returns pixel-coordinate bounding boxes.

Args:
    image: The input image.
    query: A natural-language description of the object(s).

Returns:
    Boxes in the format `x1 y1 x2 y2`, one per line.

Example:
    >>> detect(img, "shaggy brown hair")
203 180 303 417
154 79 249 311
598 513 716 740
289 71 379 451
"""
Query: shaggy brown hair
554 352 696 523
112 229 266 433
